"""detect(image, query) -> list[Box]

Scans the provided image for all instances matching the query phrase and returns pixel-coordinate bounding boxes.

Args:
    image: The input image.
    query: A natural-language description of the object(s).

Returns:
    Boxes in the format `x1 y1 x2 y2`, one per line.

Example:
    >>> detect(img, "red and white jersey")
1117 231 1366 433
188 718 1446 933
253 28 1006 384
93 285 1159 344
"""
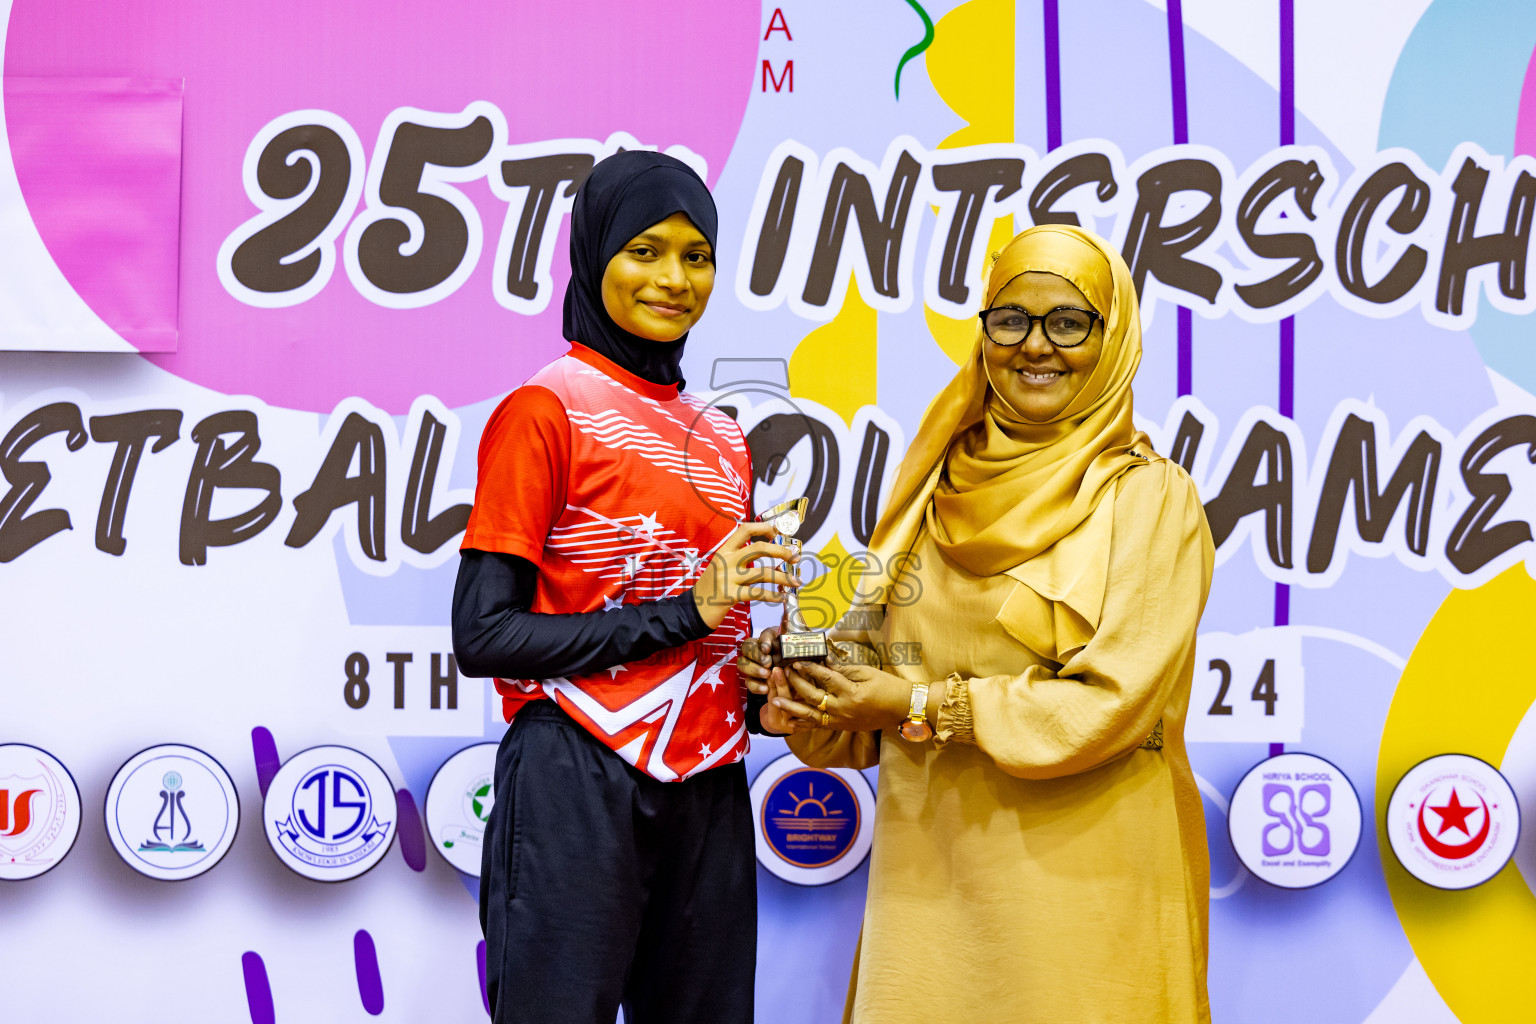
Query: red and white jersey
463 344 754 782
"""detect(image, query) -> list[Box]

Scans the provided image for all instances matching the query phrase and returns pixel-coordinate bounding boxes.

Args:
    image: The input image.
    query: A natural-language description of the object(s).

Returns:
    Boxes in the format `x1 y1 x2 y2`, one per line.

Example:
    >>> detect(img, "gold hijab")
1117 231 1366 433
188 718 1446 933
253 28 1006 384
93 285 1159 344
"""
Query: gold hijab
866 225 1153 621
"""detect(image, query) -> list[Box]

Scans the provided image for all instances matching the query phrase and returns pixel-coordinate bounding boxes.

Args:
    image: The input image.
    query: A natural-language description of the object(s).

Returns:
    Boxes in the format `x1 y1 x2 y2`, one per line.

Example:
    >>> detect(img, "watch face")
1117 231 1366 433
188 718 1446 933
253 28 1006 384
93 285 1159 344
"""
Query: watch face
899 720 932 742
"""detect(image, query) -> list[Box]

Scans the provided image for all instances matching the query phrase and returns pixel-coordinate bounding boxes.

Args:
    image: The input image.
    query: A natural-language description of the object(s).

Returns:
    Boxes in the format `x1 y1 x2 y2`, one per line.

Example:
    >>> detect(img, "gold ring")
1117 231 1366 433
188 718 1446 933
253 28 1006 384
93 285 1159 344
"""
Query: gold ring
820 710 830 727
815 693 830 713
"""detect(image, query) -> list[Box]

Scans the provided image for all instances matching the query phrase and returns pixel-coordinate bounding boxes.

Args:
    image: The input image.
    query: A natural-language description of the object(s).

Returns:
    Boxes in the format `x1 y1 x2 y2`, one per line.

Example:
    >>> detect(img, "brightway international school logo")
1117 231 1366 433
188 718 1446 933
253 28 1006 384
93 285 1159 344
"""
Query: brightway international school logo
263 745 396 882
104 744 241 881
749 754 874 886
0 744 81 881
424 742 497 876
1387 753 1521 890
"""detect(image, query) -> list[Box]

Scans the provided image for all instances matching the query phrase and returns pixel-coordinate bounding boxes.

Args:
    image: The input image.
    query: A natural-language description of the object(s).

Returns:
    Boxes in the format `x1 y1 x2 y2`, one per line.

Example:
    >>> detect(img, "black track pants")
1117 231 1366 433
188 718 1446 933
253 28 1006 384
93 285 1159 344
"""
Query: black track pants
479 701 756 1024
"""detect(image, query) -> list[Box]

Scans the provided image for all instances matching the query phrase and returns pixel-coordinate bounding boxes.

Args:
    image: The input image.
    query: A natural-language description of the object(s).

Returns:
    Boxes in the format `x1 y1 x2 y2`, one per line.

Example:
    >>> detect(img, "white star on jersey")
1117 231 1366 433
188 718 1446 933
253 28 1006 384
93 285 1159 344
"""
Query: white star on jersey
637 511 663 538
602 594 623 611
692 669 725 692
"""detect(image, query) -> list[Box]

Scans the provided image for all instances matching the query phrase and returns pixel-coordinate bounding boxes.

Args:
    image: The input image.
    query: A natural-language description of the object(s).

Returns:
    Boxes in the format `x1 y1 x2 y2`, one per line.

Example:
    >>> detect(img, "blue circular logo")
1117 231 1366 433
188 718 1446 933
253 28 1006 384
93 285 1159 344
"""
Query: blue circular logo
263 745 396 881
104 744 240 882
750 754 874 885
761 767 860 868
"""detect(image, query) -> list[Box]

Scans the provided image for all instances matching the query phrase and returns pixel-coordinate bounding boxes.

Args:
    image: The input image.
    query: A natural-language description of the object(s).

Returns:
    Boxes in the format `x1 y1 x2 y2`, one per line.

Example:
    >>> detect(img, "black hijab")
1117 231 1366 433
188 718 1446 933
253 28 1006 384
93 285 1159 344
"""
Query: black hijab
563 150 719 388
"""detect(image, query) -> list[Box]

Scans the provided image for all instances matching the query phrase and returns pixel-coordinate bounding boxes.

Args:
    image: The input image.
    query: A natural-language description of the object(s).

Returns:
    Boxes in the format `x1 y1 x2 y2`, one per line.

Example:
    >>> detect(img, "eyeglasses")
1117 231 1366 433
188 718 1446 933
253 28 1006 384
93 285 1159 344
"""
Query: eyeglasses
977 305 1101 348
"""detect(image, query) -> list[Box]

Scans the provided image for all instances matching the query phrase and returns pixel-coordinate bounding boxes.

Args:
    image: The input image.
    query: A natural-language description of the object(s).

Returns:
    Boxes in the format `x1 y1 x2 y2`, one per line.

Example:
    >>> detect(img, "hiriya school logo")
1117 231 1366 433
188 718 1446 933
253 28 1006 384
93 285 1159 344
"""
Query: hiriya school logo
263 745 397 882
1387 753 1521 890
750 753 874 886
104 744 240 881
0 744 82 881
424 742 497 876
1227 752 1363 889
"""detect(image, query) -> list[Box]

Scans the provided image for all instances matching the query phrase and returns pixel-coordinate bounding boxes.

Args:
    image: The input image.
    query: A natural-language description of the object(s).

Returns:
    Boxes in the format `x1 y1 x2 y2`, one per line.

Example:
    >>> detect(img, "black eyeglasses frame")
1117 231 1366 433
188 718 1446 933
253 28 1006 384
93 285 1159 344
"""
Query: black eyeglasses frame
976 305 1102 348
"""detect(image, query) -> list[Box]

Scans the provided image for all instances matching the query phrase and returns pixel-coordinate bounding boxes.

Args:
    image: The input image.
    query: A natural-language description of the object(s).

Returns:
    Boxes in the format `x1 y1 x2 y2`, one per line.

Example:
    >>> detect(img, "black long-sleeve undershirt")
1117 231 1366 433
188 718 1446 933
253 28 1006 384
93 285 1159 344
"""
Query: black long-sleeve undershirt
452 549 769 733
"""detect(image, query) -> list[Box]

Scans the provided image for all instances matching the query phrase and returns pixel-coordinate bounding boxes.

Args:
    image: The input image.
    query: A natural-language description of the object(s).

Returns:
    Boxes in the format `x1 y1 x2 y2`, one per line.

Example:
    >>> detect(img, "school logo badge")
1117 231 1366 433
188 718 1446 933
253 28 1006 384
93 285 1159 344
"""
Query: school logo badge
749 753 874 886
1227 752 1362 889
263 745 397 882
0 744 81 881
104 744 240 881
1387 753 1520 890
424 742 497 876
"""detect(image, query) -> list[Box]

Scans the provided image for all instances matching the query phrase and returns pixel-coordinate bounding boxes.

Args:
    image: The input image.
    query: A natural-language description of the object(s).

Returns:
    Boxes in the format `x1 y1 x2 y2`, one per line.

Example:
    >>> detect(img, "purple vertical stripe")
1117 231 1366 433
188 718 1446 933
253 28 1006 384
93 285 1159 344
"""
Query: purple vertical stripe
1043 0 1062 151
251 727 280 799
1279 0 1295 146
241 951 275 1024
1177 306 1193 396
396 788 427 871
1167 1 1192 394
1279 317 1295 417
1166 0 1189 145
354 929 385 1015
477 940 491 1016
1273 0 1297 746
1273 524 1289 756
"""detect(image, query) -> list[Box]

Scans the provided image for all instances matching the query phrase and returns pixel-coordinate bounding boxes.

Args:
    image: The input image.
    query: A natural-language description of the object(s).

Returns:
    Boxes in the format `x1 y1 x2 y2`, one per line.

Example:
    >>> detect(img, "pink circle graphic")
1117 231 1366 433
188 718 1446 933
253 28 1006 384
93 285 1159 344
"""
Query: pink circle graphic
5 1 758 412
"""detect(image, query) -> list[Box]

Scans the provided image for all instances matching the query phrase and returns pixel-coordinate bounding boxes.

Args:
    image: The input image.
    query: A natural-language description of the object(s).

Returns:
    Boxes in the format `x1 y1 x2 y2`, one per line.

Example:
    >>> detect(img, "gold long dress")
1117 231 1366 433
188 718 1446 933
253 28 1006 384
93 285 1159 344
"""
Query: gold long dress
790 461 1214 1024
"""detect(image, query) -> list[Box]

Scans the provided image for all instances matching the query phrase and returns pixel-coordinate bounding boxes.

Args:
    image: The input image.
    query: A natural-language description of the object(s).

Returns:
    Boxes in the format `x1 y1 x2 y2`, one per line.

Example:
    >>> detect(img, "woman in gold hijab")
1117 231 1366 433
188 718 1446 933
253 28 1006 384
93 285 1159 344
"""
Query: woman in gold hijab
743 225 1215 1022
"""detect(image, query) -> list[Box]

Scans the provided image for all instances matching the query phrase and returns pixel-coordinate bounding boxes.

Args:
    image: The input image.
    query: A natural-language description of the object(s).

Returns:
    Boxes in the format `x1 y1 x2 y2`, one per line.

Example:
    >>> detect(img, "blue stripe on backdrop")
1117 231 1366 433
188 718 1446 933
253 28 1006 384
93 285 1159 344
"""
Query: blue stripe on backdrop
1380 0 1536 394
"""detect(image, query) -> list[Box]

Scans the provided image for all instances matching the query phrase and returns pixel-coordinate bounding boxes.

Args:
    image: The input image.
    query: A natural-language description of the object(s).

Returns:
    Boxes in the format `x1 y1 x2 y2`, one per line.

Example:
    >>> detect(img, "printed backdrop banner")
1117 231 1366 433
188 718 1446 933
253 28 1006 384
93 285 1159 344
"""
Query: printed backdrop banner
4 1 1536 1022
0 75 181 351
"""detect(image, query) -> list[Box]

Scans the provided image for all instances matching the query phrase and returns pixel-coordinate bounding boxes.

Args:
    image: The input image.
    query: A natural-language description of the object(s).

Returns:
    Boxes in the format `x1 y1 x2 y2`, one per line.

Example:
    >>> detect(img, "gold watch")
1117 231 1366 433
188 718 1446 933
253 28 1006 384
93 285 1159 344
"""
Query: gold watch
899 682 933 741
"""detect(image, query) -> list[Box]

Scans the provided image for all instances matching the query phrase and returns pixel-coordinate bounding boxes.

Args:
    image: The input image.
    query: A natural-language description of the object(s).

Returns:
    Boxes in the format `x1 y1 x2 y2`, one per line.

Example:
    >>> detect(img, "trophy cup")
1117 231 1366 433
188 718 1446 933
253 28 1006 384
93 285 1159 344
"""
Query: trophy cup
757 497 828 662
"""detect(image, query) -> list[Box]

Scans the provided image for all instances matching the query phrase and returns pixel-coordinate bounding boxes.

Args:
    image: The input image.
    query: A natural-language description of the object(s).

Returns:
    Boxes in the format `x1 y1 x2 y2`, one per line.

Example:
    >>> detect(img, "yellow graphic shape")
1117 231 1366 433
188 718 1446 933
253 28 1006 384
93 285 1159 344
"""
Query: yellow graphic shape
789 274 876 425
924 0 1017 365
1378 564 1536 1021
783 276 869 629
795 535 856 634
927 0 1013 149
925 304 979 367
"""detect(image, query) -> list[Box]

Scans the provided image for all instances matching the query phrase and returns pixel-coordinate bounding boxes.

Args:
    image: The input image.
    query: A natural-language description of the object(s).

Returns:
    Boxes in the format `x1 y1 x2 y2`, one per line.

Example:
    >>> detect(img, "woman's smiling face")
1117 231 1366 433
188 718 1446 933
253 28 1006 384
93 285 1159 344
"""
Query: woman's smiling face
601 212 715 342
983 271 1105 422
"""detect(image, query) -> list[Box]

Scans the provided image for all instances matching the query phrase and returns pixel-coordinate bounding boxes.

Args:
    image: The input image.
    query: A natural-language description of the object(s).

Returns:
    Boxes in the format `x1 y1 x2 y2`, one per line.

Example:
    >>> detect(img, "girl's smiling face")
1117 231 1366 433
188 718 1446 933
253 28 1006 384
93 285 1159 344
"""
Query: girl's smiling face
601 212 716 342
983 271 1105 422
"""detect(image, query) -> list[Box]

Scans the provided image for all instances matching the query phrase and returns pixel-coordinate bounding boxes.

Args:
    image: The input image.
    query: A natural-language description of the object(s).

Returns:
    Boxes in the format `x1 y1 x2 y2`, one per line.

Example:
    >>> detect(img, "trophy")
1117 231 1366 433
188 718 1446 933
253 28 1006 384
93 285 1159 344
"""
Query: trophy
757 497 828 661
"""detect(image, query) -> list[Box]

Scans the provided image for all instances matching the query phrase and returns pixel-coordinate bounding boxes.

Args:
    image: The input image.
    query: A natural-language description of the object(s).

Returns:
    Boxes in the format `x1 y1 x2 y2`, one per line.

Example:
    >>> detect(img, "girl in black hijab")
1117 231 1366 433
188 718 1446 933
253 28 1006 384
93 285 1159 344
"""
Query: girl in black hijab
454 150 793 1024
562 149 716 386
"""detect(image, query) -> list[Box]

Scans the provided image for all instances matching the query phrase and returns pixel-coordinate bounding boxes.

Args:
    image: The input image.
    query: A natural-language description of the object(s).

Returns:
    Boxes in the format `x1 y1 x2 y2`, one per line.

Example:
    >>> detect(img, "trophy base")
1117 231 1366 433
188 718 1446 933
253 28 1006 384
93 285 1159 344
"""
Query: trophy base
779 630 828 662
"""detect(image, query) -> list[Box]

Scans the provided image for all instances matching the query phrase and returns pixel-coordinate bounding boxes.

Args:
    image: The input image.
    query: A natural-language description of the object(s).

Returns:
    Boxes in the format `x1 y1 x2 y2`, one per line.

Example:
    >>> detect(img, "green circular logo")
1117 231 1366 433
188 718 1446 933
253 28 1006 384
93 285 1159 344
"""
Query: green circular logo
467 779 492 822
